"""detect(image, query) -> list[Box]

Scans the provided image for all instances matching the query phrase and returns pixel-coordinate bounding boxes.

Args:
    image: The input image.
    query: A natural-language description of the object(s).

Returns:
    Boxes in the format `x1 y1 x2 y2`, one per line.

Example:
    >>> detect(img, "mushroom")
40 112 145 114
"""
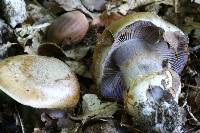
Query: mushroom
46 11 89 47
92 12 188 132
0 55 80 109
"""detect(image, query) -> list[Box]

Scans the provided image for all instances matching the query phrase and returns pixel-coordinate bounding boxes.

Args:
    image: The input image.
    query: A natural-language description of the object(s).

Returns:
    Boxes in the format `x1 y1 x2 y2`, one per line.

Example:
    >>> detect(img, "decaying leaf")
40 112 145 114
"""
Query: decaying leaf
15 23 50 41
81 0 106 12
0 19 15 45
65 60 91 78
183 18 200 39
92 12 123 27
15 23 50 54
27 3 54 24
37 43 67 60
145 2 161 14
106 0 173 15
64 46 93 60
54 0 100 19
69 94 117 123
1 0 27 27
82 94 117 117
82 94 103 114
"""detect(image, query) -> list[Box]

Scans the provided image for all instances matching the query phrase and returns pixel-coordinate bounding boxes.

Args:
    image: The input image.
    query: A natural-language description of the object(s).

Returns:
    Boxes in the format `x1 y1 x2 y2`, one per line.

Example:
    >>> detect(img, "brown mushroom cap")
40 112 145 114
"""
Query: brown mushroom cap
0 55 80 109
47 11 89 47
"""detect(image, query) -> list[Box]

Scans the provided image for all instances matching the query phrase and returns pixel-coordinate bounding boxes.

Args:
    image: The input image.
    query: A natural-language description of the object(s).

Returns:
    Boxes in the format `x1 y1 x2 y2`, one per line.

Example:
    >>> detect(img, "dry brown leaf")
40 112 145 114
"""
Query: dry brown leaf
106 0 173 15
64 60 91 78
64 46 92 60
69 94 117 123
54 0 100 19
92 12 123 27
81 0 106 12
26 3 53 25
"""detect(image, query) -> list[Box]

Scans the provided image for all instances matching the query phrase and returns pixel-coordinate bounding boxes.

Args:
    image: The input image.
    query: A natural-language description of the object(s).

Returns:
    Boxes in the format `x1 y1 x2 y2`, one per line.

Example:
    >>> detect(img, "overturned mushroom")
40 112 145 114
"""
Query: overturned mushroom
0 55 80 109
93 12 188 132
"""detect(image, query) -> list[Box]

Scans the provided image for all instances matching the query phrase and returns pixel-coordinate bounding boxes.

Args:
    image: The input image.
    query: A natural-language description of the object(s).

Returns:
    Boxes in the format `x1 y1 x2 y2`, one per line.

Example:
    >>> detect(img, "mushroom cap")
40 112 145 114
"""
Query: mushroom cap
0 55 80 109
47 11 89 46
123 69 181 132
124 69 181 115
92 12 188 99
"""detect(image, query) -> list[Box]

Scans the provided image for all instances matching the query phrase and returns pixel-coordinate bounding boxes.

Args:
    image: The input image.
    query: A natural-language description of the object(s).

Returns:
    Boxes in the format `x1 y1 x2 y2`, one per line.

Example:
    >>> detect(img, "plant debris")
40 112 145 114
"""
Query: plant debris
0 0 200 132
1 0 27 27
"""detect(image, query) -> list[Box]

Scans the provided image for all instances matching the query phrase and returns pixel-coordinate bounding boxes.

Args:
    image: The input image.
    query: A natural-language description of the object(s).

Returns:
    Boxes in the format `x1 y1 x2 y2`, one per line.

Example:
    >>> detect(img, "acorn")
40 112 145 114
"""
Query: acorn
92 12 188 132
46 11 89 47
0 55 80 109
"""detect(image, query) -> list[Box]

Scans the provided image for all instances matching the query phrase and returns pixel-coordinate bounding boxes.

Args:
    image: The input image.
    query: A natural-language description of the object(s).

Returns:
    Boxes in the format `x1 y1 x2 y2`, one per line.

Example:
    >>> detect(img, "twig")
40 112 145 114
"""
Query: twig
185 127 197 133
174 0 180 13
15 106 25 133
182 83 200 91
120 123 143 133
189 45 200 53
186 105 200 126
15 22 50 36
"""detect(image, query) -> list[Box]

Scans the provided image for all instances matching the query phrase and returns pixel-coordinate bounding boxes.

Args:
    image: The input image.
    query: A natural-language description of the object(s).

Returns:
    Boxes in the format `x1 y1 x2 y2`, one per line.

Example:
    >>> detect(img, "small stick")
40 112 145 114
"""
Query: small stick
189 45 200 53
15 106 25 133
182 83 200 91
186 105 200 126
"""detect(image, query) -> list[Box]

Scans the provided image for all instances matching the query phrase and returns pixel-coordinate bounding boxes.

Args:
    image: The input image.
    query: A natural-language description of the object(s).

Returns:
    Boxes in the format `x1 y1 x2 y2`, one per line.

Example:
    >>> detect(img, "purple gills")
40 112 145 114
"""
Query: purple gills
93 12 188 132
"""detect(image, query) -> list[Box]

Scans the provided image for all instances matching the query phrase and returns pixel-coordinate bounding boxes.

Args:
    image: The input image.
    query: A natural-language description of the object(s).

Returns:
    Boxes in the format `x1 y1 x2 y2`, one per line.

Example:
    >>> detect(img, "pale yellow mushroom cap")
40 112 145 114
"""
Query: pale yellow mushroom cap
0 55 80 109
124 69 181 117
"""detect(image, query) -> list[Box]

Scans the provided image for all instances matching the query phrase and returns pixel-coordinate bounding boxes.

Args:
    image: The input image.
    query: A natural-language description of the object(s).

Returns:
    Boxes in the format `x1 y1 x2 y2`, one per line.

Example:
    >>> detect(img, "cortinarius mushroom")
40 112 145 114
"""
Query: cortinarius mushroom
47 11 89 47
93 12 188 132
0 55 80 109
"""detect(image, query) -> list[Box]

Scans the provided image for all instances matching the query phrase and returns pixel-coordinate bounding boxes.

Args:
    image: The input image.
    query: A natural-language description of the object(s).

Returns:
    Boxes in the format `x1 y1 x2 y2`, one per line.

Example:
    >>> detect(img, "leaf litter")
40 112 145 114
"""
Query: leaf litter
0 0 200 132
